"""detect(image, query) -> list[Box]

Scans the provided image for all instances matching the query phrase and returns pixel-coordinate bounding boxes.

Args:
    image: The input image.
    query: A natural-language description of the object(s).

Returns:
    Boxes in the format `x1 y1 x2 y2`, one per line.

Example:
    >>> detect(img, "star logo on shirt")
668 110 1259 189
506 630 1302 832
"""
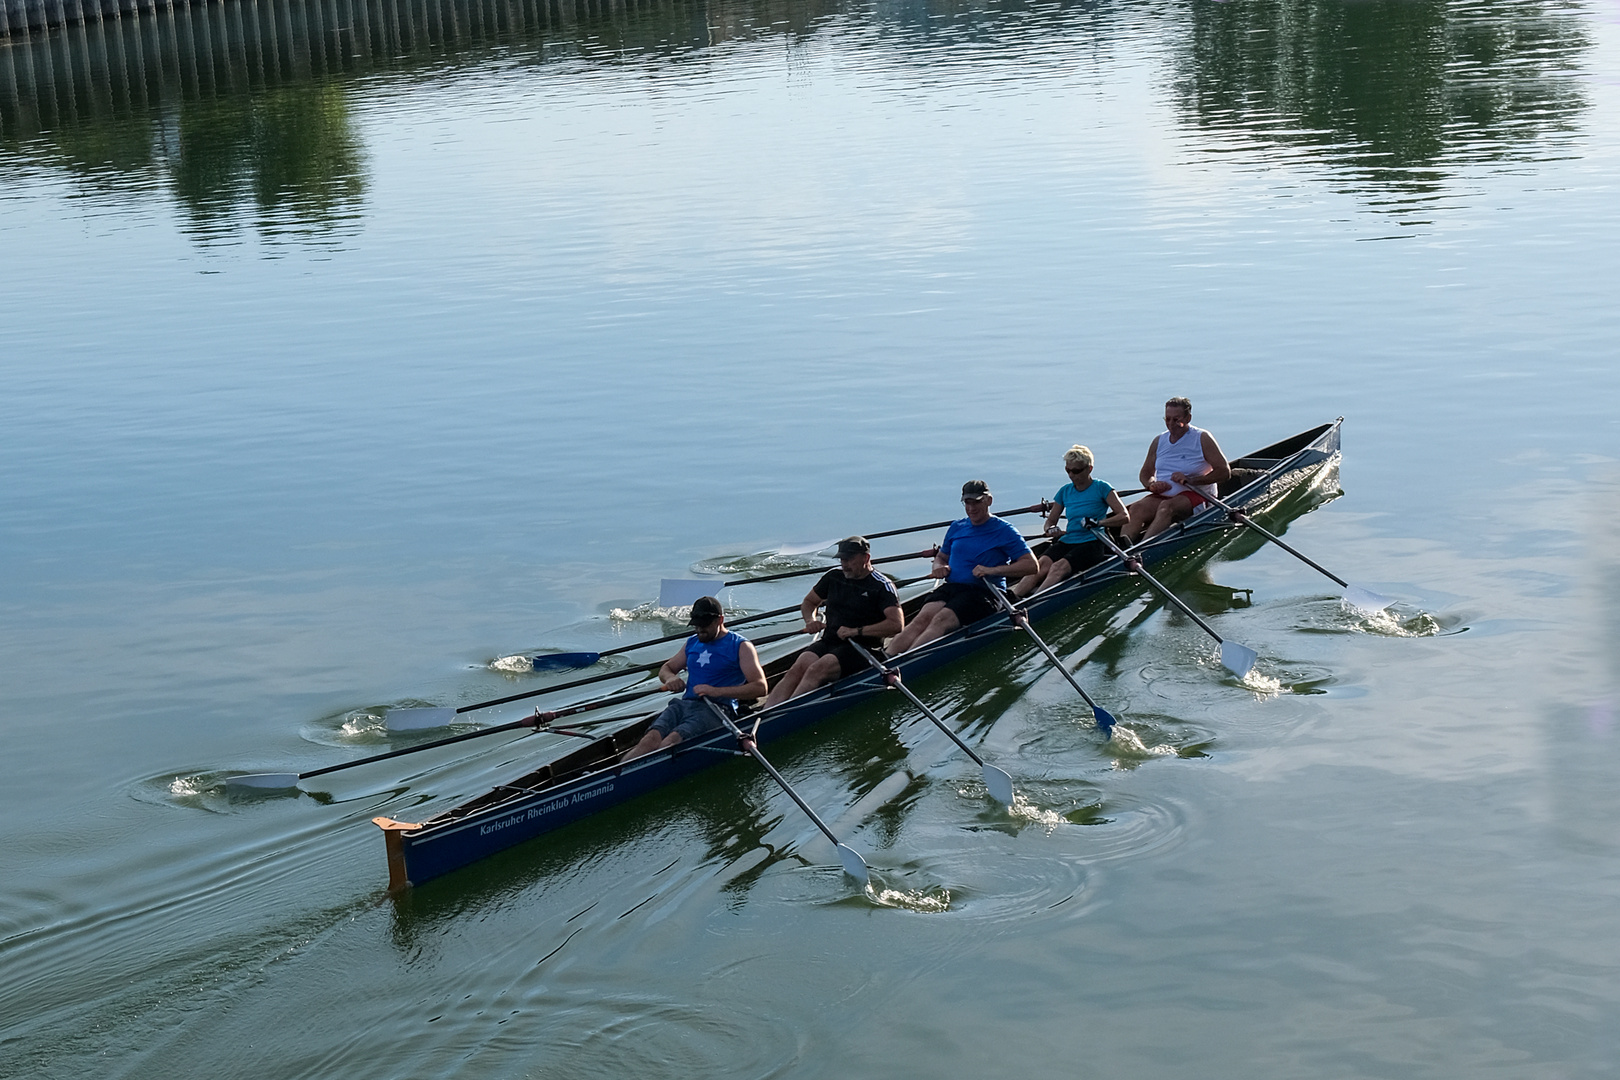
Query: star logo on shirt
695 650 712 667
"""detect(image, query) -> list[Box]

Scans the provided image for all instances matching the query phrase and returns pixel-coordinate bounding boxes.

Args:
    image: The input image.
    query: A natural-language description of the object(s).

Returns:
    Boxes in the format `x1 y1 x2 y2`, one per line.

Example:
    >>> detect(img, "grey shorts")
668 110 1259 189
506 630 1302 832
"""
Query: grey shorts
650 696 735 741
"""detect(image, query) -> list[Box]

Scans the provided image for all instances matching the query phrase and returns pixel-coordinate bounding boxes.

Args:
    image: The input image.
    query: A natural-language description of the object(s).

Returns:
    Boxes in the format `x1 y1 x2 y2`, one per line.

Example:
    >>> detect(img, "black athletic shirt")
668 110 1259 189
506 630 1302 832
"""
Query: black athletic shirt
813 568 901 640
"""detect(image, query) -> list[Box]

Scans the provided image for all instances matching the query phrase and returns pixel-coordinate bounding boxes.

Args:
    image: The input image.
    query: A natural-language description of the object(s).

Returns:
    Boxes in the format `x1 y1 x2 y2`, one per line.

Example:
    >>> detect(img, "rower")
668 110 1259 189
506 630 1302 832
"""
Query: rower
1012 444 1129 598
886 480 1039 655
761 536 905 707
1121 396 1232 544
621 596 768 762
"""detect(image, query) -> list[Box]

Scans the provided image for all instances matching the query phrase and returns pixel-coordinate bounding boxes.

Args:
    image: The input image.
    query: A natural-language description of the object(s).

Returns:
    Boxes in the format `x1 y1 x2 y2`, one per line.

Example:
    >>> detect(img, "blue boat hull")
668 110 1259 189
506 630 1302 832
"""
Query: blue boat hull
375 419 1343 889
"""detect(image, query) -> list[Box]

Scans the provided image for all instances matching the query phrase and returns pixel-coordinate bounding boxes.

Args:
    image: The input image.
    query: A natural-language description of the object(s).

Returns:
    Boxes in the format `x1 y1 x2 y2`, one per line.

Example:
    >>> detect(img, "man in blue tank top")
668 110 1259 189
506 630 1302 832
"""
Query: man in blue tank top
886 481 1039 655
1122 396 1232 544
622 596 768 762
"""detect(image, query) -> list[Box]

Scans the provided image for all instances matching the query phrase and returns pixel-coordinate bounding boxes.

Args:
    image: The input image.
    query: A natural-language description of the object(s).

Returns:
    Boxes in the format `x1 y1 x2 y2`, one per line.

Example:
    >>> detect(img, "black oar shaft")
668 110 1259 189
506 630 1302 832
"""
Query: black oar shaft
985 583 1106 713
302 687 669 781
1091 528 1224 643
1203 492 1349 588
858 501 1047 542
719 547 937 588
850 642 987 768
704 701 845 849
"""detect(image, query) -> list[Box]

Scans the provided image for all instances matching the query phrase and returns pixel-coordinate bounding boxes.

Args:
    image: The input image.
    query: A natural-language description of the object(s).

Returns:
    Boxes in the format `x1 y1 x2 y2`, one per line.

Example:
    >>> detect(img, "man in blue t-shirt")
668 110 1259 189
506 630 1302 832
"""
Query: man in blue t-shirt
887 481 1039 655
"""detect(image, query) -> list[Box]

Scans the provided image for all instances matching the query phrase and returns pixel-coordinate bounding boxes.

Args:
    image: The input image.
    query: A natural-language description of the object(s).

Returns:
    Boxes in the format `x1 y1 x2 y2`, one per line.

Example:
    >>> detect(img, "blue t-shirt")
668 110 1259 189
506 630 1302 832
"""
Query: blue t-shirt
1052 479 1115 543
684 630 746 707
940 516 1034 590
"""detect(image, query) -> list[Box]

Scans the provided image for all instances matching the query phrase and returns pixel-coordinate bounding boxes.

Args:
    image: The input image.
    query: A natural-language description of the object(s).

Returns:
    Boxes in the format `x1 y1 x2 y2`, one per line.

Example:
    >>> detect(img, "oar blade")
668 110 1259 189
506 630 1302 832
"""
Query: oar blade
1220 640 1259 678
658 578 713 608
386 706 457 731
1342 585 1393 614
226 772 300 794
835 842 871 884
1092 705 1118 735
530 651 600 671
775 538 837 556
982 763 1015 806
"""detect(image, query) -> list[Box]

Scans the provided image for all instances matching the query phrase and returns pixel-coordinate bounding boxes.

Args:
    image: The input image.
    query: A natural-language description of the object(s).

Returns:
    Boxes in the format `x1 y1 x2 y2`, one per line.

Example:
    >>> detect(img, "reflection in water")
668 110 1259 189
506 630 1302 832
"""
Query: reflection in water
1 0 1596 236
1173 0 1591 211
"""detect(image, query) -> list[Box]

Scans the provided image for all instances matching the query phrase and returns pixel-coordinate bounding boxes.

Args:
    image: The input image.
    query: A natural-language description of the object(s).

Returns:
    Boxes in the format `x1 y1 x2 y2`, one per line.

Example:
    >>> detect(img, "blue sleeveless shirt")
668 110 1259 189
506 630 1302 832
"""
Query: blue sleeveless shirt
684 631 746 707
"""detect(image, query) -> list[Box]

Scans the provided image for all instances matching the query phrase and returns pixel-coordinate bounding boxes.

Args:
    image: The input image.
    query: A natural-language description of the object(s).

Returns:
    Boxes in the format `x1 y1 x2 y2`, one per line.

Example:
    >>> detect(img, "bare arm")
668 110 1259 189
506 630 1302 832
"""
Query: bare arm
658 645 688 693
1141 439 1169 494
1042 501 1065 537
1169 432 1232 487
836 603 904 640
973 552 1041 580
800 588 827 635
1100 489 1129 529
692 641 769 702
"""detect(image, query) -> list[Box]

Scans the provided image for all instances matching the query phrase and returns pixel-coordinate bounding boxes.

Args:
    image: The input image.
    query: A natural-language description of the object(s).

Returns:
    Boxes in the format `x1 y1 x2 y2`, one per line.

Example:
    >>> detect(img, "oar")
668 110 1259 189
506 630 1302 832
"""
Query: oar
228 686 669 793
651 503 1055 601
849 641 1015 804
982 581 1117 734
1199 490 1391 614
702 699 870 884
1090 526 1259 677
390 627 812 730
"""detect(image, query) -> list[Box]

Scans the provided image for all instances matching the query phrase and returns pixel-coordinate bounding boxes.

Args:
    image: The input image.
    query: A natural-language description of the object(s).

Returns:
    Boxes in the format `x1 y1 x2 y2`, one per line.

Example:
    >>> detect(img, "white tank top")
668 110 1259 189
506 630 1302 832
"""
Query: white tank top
1155 425 1214 498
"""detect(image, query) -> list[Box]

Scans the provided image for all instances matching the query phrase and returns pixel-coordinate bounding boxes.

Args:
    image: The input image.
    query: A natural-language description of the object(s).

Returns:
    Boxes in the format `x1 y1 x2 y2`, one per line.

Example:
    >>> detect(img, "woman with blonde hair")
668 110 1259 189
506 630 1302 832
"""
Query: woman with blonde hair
1012 445 1128 598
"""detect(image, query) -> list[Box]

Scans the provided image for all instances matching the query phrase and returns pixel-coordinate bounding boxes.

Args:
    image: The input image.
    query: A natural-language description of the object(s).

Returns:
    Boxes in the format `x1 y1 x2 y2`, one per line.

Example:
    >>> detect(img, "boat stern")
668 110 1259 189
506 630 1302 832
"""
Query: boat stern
373 816 423 892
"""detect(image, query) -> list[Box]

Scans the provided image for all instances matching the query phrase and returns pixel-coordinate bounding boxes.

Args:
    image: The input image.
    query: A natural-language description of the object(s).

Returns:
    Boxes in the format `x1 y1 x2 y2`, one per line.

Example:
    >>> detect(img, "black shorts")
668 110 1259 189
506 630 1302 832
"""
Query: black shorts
805 633 886 678
1044 539 1106 574
923 581 998 626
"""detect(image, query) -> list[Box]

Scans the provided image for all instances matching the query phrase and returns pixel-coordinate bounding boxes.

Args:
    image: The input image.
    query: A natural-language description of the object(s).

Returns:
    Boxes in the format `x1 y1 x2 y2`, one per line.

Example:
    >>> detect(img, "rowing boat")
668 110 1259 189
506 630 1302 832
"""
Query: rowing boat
372 418 1344 889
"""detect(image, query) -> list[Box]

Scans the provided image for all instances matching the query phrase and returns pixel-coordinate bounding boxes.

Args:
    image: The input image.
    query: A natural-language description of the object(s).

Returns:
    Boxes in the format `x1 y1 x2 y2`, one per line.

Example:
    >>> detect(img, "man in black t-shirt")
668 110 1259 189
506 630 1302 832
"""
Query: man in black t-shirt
761 536 905 708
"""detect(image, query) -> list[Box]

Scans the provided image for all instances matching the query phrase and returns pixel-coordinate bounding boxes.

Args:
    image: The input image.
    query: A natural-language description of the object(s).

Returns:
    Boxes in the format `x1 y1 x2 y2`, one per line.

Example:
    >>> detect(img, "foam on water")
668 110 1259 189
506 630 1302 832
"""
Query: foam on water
1105 725 1179 761
870 885 952 913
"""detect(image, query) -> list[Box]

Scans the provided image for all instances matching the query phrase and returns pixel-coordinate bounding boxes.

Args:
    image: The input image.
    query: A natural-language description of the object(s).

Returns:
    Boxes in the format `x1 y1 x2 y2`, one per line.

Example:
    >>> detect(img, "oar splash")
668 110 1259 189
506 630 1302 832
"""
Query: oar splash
1199 489 1392 614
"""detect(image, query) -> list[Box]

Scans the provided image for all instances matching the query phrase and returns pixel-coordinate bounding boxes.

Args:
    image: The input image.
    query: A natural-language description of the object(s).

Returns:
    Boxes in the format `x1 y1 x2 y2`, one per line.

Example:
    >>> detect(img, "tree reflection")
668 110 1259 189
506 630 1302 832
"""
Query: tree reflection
0 0 1596 233
168 84 364 238
1173 0 1590 205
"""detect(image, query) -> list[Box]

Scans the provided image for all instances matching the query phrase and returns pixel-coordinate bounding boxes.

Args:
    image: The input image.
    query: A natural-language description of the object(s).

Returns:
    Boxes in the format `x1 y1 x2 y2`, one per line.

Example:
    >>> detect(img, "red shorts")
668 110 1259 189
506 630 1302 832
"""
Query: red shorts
1145 489 1208 510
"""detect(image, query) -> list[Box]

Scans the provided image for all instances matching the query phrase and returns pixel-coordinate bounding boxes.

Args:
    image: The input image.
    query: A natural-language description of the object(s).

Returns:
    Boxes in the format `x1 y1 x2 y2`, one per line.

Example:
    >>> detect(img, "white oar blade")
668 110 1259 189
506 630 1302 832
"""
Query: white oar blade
658 578 713 608
1342 585 1393 614
226 772 299 793
1220 640 1259 678
386 706 456 731
982 764 1015 806
835 843 871 884
775 538 837 556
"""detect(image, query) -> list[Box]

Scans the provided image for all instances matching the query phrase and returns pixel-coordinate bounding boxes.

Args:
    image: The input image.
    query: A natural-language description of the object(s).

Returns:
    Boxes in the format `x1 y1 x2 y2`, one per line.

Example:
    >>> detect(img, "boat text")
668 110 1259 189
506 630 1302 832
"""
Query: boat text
479 783 617 837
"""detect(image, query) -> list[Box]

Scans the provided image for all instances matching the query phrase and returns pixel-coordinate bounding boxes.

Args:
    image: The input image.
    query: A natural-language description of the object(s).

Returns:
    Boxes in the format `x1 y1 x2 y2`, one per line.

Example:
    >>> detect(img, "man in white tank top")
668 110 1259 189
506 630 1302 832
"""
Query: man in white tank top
1121 396 1231 544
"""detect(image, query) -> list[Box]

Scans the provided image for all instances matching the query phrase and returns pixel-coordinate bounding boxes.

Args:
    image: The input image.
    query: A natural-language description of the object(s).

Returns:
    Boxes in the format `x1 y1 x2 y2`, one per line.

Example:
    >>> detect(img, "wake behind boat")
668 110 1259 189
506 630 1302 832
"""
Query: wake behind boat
369 419 1347 890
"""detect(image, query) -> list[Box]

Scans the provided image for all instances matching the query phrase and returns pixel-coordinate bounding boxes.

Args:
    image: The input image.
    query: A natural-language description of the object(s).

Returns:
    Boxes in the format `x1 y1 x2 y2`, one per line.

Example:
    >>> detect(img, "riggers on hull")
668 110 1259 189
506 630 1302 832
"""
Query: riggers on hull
376 420 1343 889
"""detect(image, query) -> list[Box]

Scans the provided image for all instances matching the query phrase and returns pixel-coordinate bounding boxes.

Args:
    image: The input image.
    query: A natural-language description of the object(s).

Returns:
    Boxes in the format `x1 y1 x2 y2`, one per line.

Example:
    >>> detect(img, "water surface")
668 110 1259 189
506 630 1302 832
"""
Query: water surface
3 1 1620 1076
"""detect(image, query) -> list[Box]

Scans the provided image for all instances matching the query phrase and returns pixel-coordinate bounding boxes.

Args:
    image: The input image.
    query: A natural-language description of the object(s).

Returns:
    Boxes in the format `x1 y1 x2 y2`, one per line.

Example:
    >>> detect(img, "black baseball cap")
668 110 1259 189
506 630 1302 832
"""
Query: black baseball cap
836 536 870 557
688 596 724 625
961 480 992 502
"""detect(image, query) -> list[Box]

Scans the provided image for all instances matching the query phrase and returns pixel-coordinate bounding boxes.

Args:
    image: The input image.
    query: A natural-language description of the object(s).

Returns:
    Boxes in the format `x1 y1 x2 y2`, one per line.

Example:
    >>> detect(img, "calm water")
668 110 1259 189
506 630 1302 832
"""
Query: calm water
4 0 1620 1075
